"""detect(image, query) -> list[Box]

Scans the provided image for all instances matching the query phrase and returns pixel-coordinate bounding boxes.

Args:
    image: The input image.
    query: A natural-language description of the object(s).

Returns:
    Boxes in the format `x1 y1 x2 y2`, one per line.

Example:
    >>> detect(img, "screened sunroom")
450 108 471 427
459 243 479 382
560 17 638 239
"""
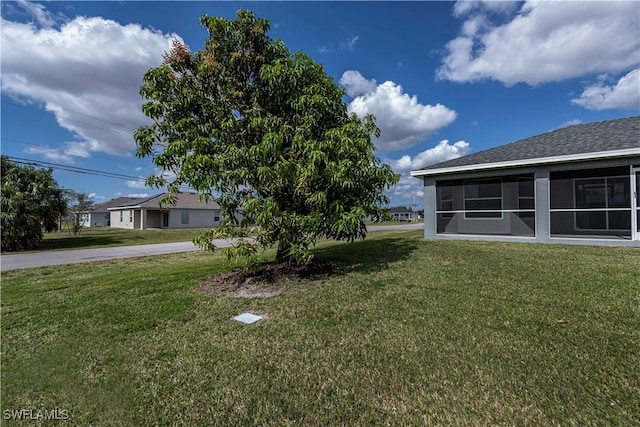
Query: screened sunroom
412 117 640 247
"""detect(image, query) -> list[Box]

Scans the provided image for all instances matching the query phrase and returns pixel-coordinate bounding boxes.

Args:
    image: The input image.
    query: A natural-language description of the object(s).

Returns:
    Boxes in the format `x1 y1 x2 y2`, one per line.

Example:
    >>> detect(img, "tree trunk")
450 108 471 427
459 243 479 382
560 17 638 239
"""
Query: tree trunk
275 241 291 264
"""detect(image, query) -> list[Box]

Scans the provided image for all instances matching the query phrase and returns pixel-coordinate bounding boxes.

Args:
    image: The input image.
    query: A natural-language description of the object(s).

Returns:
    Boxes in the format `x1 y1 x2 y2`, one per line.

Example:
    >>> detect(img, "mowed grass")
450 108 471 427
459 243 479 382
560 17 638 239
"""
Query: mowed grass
1 230 639 425
37 227 211 251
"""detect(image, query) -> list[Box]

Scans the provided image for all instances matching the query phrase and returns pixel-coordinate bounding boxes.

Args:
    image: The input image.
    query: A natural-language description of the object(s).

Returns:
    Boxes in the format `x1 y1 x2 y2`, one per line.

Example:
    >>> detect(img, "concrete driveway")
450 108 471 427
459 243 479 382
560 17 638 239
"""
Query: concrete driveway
0 223 422 271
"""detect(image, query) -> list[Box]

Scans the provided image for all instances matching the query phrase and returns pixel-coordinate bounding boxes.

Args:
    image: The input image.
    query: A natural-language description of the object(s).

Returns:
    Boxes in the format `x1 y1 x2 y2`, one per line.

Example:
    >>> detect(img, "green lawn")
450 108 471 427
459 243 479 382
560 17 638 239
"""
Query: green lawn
25 223 421 252
2 230 639 425
37 227 211 251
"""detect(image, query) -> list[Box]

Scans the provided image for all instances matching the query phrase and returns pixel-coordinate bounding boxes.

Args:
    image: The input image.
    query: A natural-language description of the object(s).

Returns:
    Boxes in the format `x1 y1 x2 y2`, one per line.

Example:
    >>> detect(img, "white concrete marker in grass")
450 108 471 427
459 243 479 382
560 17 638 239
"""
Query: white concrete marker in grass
232 313 263 324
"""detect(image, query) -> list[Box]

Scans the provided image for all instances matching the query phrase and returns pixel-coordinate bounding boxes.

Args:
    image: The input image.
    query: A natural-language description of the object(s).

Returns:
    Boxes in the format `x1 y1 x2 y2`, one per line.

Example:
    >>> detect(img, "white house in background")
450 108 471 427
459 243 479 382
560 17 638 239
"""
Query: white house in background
108 192 222 230
411 116 640 247
81 197 140 227
389 206 417 222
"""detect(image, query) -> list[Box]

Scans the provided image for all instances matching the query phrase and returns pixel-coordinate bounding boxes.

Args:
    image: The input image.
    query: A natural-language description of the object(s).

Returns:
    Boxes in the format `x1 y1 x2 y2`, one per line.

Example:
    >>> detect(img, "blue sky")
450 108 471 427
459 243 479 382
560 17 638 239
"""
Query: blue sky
2 1 639 208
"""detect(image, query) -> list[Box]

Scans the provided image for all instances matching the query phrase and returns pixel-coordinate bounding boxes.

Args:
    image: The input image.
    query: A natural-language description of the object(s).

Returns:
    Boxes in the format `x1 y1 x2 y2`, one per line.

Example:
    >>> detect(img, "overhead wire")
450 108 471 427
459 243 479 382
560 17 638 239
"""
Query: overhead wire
4 155 195 192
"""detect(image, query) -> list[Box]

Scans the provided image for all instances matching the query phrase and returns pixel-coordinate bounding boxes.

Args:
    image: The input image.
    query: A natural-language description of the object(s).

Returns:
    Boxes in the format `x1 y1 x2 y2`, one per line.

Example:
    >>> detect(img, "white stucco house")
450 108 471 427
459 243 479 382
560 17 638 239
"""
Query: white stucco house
411 116 640 247
81 197 140 227
108 192 222 230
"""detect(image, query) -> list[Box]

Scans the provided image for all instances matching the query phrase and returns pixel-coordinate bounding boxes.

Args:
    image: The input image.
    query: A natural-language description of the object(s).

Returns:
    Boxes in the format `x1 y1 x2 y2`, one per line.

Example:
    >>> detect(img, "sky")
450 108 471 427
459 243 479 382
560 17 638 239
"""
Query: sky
1 0 639 208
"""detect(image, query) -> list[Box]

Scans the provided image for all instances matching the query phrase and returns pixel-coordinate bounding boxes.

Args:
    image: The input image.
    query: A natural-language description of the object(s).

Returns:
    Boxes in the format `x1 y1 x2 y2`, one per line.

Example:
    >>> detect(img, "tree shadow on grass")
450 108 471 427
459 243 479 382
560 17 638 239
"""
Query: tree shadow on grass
198 236 420 298
37 235 147 251
312 236 420 276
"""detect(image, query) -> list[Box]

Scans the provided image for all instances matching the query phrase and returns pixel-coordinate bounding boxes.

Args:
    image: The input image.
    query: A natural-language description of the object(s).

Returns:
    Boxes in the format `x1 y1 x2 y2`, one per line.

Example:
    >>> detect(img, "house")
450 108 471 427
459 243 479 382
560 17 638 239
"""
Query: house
81 197 140 227
389 206 417 222
108 192 222 230
410 116 640 247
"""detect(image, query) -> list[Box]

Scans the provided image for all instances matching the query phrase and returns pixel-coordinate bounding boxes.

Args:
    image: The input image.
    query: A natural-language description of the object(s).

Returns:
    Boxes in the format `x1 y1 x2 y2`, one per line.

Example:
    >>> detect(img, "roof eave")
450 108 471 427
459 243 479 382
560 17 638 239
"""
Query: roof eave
410 148 640 178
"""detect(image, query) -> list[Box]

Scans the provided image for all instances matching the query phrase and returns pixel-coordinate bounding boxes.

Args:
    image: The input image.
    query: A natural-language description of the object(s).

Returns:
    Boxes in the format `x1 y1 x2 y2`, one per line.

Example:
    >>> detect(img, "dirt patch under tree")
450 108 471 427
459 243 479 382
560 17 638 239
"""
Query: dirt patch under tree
198 260 348 298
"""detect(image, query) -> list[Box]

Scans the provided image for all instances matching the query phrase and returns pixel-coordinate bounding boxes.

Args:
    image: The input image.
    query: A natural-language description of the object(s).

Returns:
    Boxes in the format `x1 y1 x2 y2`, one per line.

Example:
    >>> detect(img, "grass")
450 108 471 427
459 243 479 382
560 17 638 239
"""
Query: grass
36 227 211 251
25 222 420 252
2 230 639 425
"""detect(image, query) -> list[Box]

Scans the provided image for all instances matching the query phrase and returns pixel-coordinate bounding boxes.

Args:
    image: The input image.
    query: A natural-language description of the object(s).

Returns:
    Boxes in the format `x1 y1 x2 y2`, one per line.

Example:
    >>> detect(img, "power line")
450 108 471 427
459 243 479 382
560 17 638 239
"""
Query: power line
6 155 146 181
5 155 195 192
1 136 144 168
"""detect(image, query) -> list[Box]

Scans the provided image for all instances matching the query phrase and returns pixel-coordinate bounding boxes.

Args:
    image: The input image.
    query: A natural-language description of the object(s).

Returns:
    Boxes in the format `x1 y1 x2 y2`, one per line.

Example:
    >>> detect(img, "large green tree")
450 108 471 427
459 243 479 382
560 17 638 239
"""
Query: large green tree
1 156 67 251
135 10 399 265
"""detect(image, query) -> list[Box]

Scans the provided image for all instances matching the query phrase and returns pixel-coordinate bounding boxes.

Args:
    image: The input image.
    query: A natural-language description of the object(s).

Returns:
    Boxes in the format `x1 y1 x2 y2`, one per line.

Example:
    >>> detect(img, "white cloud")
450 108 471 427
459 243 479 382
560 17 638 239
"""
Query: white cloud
125 179 148 189
439 1 640 86
319 34 360 54
1 12 179 160
342 71 457 152
342 35 359 51
386 139 470 201
126 193 150 198
339 70 378 98
453 1 519 18
387 140 470 173
24 145 78 164
14 0 63 28
557 119 584 129
135 166 143 172
571 68 640 111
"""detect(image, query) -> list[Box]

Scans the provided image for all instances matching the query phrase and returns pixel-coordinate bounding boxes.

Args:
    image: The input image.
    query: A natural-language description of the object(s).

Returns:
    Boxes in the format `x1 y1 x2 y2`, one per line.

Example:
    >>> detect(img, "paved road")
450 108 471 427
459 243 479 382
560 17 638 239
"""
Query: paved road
0 223 423 271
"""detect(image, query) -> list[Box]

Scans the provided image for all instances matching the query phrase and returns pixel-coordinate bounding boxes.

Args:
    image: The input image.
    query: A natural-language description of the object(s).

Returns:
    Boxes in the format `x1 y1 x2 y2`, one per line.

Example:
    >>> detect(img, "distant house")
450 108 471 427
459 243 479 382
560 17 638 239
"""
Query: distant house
108 193 222 230
389 206 417 222
411 116 640 247
81 197 140 227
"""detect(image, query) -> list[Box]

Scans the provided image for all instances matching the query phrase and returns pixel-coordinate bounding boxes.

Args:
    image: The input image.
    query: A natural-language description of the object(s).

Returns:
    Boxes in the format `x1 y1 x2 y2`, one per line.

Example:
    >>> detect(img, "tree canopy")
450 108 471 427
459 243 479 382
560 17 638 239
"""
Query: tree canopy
1 156 67 251
135 10 399 266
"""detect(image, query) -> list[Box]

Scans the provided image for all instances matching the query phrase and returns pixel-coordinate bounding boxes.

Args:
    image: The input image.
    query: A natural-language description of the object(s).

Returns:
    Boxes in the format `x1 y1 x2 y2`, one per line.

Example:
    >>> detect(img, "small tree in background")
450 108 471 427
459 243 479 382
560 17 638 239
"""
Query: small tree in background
64 190 94 235
1 156 67 251
135 10 399 267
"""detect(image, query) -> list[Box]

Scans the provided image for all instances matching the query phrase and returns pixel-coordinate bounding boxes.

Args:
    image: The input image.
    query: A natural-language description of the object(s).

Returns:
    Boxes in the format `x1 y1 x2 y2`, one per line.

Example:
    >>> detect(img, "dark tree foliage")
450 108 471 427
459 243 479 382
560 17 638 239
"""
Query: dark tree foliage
135 10 399 266
1 156 67 251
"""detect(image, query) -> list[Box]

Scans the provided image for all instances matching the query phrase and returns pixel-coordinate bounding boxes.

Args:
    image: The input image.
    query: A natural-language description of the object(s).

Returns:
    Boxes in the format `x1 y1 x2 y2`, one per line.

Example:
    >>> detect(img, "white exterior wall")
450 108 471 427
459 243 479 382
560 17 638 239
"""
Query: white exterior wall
109 209 136 229
86 211 110 227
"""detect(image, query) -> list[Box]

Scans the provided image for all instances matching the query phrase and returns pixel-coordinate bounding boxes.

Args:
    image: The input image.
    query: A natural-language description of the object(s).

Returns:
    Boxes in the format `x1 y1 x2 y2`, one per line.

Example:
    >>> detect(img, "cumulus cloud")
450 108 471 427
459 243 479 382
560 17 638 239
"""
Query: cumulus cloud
125 193 150 198
571 68 640 111
341 71 457 152
438 1 640 86
1 12 179 160
125 179 149 189
23 144 80 164
339 70 378 98
385 139 470 200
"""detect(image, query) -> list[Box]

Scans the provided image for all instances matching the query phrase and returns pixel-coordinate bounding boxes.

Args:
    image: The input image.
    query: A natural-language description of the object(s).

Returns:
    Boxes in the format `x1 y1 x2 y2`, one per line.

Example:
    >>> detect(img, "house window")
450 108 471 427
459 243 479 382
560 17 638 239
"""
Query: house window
574 177 630 230
181 209 189 224
129 211 133 222
438 183 453 212
214 216 220 222
549 167 632 238
463 178 502 218
120 211 123 222
517 177 535 220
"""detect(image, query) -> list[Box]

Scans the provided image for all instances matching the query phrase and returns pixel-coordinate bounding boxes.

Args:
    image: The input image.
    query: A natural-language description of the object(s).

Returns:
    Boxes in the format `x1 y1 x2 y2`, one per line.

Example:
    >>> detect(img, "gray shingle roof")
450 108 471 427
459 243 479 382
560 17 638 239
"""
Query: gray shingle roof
109 193 220 210
414 116 639 173
90 197 141 212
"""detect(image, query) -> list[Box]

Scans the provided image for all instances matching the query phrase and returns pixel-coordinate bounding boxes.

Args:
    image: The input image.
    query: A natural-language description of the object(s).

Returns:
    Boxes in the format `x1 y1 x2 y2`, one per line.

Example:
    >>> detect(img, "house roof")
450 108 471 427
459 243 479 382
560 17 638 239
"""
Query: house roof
90 197 141 212
108 192 220 210
411 116 640 177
